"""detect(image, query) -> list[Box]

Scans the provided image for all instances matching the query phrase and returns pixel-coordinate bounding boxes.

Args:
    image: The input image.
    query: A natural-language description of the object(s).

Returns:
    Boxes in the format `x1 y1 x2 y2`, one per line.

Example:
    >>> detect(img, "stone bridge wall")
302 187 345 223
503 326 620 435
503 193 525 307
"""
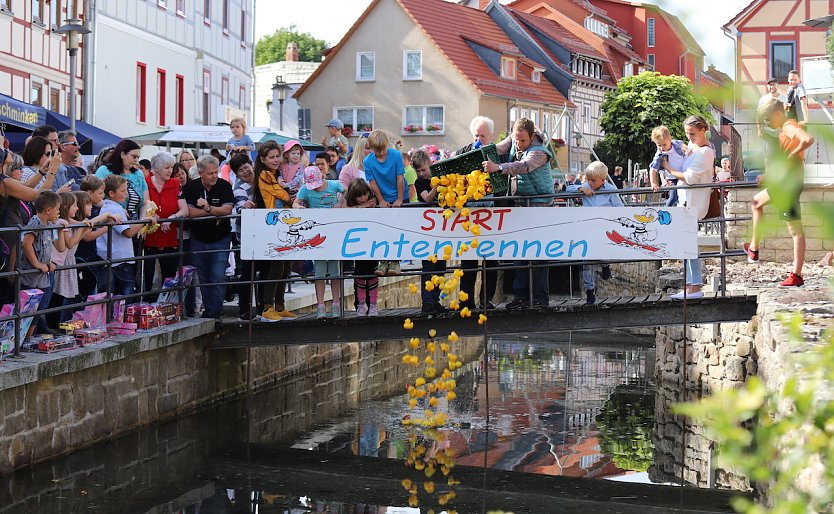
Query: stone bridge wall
652 287 833 491
0 279 478 475
0 337 483 511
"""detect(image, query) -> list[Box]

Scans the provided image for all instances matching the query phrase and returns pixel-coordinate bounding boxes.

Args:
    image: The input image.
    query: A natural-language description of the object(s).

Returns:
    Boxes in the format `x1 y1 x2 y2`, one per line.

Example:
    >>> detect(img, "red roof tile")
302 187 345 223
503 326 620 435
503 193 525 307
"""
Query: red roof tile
511 7 607 60
397 0 574 107
511 3 647 83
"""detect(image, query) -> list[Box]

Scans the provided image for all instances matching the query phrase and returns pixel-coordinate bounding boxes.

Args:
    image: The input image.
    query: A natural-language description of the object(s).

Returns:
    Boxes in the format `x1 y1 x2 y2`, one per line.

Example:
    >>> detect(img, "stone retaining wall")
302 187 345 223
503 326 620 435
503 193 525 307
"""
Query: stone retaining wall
652 286 834 492
0 345 483 511
726 185 834 262
0 279 477 475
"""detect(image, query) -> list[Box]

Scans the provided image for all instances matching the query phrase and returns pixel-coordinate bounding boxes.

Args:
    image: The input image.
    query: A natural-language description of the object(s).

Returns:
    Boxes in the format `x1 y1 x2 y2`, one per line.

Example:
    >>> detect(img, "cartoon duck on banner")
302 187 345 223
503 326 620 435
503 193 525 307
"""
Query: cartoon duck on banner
606 208 672 256
264 210 326 256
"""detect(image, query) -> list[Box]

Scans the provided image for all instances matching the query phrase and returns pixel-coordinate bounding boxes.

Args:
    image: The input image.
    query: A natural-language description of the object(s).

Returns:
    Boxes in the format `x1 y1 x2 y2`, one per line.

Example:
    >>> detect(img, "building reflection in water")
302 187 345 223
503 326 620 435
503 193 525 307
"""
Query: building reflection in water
3 333 666 513
451 336 655 481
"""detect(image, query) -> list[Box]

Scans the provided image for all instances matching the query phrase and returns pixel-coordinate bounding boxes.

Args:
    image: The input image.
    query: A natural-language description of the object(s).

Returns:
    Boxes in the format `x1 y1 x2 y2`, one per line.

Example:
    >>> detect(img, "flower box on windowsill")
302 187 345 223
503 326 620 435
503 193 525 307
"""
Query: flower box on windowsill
401 130 445 136
402 125 444 136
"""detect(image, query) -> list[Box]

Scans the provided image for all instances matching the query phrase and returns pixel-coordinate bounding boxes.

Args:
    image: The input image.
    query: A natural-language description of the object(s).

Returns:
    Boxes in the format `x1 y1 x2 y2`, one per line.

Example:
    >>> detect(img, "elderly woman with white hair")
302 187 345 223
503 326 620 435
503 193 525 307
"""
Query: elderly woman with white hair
142 151 190 300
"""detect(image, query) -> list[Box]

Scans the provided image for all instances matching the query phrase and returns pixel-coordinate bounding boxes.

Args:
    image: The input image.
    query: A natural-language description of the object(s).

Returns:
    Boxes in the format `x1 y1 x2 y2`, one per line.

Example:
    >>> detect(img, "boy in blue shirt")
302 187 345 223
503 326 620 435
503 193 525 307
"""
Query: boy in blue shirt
567 161 624 305
294 166 345 318
649 125 686 207
363 130 405 276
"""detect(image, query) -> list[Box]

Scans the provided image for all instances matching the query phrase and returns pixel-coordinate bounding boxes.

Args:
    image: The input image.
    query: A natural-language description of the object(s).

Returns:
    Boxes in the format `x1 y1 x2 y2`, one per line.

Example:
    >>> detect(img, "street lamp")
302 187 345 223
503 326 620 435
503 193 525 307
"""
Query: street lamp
56 18 91 133
271 75 290 132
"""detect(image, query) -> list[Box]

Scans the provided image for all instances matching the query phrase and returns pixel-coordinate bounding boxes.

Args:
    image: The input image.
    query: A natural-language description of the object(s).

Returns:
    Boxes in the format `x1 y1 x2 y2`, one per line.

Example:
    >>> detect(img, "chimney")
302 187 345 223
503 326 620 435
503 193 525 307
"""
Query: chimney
286 42 299 62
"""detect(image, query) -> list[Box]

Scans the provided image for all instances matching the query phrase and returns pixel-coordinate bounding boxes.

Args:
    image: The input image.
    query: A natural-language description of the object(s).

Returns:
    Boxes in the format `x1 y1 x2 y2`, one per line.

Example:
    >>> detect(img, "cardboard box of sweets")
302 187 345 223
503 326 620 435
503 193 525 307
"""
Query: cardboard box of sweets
125 303 181 330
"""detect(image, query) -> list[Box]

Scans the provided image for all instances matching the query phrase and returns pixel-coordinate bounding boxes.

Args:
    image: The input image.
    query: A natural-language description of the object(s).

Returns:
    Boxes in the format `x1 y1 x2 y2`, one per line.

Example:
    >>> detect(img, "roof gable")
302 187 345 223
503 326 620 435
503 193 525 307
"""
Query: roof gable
399 0 573 106
723 0 763 30
295 0 571 107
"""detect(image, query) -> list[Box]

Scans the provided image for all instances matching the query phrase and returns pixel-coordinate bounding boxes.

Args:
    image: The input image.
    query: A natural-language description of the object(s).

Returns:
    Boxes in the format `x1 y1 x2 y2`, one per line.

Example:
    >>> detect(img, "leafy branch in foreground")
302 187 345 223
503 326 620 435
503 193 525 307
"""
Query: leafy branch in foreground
674 313 834 514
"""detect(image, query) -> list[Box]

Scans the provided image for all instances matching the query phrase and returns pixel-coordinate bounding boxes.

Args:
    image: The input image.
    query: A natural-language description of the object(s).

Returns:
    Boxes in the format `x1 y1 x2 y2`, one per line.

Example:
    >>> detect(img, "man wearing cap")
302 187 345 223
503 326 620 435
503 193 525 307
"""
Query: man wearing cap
322 119 349 160
757 78 782 139
758 78 781 110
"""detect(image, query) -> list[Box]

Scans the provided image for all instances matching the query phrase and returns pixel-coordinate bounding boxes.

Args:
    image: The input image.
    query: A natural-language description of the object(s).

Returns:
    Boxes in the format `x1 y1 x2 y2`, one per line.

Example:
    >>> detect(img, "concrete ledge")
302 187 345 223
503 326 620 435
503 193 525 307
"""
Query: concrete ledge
0 319 215 392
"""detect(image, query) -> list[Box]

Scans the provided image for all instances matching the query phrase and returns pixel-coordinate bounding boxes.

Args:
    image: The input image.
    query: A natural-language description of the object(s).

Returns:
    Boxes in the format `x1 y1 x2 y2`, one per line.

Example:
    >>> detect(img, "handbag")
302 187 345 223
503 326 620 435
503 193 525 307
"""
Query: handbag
702 188 722 220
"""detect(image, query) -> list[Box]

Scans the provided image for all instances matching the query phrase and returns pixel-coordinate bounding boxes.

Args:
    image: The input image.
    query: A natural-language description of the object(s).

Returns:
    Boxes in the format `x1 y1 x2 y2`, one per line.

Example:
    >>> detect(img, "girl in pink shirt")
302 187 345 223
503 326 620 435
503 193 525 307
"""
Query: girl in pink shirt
278 140 306 201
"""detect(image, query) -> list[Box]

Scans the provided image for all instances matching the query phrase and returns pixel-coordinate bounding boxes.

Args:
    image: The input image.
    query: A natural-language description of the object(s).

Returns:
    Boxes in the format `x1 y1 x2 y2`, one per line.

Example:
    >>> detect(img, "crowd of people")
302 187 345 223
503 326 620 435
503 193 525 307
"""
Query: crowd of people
0 92 809 333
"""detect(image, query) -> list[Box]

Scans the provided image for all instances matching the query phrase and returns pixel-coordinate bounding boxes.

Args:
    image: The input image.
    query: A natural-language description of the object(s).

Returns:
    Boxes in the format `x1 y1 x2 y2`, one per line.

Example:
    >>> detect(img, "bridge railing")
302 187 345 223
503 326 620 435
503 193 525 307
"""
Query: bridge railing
0 180 757 356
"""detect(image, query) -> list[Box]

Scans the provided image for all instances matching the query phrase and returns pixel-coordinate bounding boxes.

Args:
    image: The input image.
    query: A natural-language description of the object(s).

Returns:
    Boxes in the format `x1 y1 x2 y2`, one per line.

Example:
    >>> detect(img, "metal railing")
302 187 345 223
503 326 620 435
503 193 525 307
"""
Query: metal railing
0 180 758 356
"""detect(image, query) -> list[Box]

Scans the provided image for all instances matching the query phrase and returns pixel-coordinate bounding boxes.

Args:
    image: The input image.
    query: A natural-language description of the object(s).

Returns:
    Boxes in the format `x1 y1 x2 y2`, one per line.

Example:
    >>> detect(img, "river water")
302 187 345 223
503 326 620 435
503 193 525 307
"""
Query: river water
2 331 730 513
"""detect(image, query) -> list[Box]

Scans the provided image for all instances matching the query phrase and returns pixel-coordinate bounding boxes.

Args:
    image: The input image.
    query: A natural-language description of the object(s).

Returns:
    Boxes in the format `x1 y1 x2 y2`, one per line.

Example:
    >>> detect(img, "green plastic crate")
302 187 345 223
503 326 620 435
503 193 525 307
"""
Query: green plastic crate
429 144 508 194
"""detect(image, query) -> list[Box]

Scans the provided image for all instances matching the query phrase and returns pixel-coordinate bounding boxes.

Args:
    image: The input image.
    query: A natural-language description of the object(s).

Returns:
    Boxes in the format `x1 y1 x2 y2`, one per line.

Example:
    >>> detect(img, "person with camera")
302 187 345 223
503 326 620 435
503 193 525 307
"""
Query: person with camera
649 125 685 206
0 139 60 301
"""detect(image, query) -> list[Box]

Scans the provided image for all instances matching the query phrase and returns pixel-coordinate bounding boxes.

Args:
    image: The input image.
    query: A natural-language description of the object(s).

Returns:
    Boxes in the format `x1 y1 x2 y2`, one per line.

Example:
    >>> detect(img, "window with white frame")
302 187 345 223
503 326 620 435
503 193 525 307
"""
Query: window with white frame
203 0 210 23
221 77 229 106
582 104 590 133
50 0 61 27
532 70 541 83
403 50 422 80
403 105 444 134
0 0 10 12
176 0 185 15
136 63 147 123
335 107 374 134
31 0 44 23
542 112 550 137
157 0 166 9
770 41 795 81
501 56 517 80
623 63 634 77
240 4 246 44
647 18 655 48
647 54 655 69
222 0 229 32
239 86 246 109
584 17 609 38
356 52 375 81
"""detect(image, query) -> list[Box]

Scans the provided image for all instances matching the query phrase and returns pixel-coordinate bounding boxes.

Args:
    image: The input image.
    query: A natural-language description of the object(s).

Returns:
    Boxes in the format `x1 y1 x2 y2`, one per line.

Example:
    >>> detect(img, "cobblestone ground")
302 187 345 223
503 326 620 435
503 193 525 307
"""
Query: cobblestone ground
707 257 833 292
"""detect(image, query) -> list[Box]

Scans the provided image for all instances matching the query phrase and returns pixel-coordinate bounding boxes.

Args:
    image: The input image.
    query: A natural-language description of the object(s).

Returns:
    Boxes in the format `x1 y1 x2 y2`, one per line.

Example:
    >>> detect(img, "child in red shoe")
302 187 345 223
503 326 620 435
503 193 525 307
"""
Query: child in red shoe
744 97 814 287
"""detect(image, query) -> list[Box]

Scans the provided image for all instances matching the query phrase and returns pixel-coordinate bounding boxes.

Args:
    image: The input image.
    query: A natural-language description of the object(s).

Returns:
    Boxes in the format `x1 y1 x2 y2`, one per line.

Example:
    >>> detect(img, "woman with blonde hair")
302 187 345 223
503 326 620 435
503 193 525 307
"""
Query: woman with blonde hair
660 115 715 299
338 135 372 190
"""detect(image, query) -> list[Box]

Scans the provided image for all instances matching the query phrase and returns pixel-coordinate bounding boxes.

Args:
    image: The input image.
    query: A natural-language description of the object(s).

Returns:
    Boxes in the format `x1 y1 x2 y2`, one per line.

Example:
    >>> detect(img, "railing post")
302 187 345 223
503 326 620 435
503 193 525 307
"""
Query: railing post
718 183 727 297
177 218 185 309
106 224 113 323
12 225 23 357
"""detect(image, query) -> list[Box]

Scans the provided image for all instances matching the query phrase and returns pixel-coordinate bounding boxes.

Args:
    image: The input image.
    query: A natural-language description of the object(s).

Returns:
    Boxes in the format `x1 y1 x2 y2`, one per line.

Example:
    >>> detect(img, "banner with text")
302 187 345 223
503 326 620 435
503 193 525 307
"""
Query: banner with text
240 207 699 261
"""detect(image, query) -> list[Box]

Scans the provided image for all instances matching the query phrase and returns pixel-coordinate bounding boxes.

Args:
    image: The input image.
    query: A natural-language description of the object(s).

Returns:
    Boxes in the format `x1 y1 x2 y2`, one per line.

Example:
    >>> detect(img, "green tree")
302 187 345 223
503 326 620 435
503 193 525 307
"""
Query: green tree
255 25 327 65
598 72 715 167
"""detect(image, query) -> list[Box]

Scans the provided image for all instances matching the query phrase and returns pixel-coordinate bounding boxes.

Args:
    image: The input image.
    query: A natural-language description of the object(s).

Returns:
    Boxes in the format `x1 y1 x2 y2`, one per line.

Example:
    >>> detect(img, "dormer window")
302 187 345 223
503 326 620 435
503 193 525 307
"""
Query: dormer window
584 17 610 38
531 69 542 83
501 56 517 80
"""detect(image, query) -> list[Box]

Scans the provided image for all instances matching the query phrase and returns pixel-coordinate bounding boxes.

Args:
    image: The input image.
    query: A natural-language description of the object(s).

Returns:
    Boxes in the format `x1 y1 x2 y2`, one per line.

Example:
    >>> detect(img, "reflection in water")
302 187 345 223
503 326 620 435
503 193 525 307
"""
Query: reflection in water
2 332 675 513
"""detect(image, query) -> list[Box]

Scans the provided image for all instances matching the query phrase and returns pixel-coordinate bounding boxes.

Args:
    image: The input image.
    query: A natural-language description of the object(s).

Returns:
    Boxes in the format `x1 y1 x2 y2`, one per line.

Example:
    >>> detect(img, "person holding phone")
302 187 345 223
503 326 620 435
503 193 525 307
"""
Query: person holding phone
19 136 68 193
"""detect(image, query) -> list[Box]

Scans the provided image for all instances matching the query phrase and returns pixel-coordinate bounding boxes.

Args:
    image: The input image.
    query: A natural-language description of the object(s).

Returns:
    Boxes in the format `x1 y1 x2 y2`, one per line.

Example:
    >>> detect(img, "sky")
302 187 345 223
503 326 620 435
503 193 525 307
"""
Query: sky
255 0 751 79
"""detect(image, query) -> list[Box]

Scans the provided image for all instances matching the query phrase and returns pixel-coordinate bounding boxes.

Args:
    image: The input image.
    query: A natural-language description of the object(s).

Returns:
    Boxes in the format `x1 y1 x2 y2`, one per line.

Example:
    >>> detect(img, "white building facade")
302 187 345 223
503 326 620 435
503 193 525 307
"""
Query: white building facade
254 60 319 137
0 0 85 116
85 0 254 138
